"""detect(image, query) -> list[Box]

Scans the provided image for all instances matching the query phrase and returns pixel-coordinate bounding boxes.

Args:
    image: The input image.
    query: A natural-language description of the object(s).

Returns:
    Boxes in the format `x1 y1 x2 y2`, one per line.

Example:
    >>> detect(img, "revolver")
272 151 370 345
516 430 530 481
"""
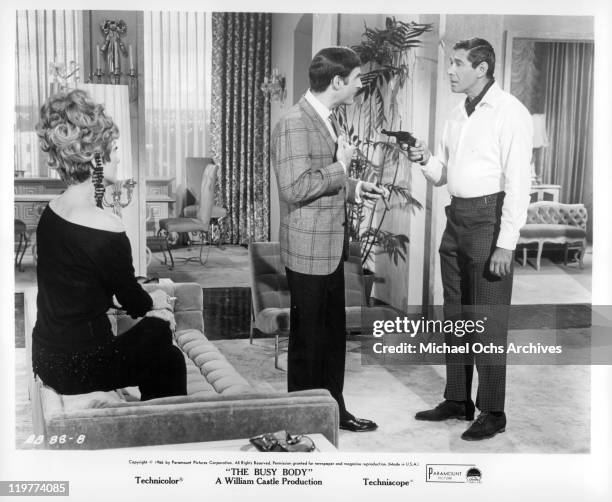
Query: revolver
381 129 417 151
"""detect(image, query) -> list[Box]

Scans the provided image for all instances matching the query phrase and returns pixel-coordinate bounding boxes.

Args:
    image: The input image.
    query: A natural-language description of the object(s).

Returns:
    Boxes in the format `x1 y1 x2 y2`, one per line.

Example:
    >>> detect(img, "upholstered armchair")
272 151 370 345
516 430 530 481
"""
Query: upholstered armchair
158 160 227 269
181 157 227 237
248 242 400 369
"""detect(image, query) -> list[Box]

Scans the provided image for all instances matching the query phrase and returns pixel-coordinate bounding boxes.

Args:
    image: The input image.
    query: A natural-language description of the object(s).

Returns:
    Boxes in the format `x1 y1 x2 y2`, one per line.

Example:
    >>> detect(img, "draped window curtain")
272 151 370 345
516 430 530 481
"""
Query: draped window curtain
143 12 208 183
15 10 83 178
541 41 594 207
211 12 271 244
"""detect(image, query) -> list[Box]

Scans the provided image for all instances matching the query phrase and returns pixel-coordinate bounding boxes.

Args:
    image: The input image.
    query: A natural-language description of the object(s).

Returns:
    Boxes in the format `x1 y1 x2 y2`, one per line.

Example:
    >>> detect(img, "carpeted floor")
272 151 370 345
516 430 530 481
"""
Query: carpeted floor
216 336 590 453
13 245 592 452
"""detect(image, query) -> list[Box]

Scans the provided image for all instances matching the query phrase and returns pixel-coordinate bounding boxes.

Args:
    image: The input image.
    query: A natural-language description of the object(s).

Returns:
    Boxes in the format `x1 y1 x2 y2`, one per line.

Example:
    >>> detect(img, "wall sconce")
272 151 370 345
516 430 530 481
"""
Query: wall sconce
91 19 137 101
103 178 137 217
48 60 80 96
261 68 286 103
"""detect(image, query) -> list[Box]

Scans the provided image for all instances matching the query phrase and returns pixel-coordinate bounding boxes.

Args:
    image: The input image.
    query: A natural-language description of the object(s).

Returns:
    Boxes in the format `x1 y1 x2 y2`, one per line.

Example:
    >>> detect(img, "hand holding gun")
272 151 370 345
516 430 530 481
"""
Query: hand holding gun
381 129 417 151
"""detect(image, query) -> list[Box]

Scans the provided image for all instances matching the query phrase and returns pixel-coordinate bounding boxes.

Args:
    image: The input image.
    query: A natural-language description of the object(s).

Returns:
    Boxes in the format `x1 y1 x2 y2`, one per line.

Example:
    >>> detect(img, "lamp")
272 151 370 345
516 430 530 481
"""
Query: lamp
261 68 286 103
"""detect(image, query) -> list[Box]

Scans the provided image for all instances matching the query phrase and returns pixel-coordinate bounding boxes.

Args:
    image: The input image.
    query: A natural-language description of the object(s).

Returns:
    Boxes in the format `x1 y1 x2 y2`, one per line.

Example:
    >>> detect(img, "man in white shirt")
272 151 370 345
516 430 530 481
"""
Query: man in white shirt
409 38 532 440
271 47 387 433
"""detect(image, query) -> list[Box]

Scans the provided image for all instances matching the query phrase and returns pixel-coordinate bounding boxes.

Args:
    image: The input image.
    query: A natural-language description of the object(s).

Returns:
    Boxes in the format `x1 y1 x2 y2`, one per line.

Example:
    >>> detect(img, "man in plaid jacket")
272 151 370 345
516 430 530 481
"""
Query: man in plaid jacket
271 47 387 433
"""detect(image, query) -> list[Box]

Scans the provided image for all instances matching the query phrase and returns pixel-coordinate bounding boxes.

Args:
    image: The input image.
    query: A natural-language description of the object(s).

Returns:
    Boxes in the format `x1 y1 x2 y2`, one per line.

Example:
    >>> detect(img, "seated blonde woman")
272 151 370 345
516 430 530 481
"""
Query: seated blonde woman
33 89 186 400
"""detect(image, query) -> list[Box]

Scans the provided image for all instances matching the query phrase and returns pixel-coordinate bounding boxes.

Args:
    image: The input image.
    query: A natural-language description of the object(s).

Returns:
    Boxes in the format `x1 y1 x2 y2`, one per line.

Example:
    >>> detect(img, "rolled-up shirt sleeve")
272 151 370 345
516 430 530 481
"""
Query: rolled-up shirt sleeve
496 106 533 250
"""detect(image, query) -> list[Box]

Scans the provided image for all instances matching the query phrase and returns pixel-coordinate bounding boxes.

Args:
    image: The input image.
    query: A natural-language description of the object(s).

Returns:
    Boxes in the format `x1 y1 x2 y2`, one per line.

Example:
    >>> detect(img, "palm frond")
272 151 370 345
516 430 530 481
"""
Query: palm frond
346 16 432 267
359 229 410 266
374 86 386 130
384 184 424 212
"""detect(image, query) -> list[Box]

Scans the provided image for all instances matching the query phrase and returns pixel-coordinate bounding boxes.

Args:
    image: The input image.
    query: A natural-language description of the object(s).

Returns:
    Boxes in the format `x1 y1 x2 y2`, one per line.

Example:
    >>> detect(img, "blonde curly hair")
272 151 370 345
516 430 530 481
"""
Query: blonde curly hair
36 89 119 184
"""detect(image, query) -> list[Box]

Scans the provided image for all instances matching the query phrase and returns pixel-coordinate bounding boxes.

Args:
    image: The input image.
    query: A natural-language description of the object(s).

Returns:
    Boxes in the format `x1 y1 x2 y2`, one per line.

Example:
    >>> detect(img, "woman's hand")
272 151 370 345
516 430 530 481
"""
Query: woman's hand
149 289 174 311
147 289 176 331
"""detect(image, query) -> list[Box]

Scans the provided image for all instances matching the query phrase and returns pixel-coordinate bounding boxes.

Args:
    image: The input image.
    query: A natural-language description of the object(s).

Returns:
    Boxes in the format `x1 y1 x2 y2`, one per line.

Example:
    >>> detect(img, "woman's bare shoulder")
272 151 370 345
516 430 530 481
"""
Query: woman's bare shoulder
87 208 125 233
49 199 125 233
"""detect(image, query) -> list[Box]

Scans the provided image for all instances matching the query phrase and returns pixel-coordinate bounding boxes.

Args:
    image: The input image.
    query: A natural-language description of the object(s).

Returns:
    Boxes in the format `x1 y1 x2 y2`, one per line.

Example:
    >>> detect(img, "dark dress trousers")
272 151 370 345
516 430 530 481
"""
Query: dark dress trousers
440 192 512 412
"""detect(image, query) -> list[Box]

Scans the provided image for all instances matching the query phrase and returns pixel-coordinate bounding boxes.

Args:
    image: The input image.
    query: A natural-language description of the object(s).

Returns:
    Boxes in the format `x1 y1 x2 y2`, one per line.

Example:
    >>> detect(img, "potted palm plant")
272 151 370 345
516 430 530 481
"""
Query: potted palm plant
337 16 433 298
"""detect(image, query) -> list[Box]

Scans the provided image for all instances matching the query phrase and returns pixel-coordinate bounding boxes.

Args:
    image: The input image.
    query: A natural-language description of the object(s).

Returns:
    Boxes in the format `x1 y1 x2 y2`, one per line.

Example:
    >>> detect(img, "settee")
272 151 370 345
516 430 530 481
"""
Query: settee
24 282 339 449
517 201 588 271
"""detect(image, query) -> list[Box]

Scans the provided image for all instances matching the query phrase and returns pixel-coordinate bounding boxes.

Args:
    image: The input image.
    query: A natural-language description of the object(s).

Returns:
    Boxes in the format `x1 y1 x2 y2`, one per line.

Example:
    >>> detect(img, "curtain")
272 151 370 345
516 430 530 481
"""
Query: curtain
510 39 547 114
15 10 83 177
211 12 271 244
143 12 208 184
541 41 594 206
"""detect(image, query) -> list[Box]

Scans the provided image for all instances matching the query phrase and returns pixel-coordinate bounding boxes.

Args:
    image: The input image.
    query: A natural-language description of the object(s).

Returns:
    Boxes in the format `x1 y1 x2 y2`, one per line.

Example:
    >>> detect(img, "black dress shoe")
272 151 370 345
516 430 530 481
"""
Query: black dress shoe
339 417 378 432
414 400 475 421
461 412 506 441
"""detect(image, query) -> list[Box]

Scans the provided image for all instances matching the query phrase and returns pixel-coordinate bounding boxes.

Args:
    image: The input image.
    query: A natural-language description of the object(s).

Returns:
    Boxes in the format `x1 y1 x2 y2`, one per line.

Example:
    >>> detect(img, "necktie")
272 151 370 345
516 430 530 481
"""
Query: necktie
329 112 341 138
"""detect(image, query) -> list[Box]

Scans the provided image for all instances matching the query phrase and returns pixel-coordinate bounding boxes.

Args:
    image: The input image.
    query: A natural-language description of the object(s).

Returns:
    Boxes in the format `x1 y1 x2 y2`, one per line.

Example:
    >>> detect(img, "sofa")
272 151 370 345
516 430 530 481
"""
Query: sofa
517 201 588 271
24 282 339 449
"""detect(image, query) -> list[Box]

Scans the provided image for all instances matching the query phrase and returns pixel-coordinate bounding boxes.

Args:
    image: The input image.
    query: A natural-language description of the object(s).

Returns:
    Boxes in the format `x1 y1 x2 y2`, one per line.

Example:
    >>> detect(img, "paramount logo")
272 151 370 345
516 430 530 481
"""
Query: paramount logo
426 464 478 483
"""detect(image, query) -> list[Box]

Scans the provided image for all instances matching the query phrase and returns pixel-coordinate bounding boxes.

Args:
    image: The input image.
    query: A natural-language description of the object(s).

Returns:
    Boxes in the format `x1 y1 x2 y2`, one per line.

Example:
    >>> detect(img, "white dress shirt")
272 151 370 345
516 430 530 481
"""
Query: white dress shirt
305 89 339 141
421 82 533 250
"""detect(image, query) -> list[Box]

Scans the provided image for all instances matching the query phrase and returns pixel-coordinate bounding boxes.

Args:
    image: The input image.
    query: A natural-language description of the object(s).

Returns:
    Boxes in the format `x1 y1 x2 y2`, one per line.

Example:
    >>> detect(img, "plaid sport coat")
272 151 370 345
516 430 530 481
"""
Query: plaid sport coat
271 96 358 275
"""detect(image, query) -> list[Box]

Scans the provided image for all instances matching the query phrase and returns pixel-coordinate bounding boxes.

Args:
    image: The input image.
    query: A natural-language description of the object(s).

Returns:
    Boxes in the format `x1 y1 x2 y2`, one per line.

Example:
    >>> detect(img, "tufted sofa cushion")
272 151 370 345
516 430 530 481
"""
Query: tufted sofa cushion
520 202 588 241
520 224 586 239
524 201 587 229
175 329 251 395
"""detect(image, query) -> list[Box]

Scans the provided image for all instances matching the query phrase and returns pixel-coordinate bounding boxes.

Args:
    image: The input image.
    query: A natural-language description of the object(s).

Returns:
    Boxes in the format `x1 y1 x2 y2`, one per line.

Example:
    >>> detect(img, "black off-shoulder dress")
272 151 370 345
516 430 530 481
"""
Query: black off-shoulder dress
32 206 186 400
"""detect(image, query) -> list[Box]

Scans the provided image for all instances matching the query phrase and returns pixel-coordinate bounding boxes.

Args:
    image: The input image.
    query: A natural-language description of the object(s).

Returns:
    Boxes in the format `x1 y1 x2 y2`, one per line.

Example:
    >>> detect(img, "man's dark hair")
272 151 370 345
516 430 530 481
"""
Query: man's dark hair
309 46 361 93
453 38 495 79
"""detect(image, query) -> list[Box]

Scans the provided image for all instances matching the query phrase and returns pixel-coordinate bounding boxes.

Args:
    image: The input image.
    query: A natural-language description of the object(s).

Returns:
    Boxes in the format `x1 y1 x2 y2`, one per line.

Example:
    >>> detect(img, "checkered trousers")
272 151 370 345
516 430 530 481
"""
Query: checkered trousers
439 192 513 412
